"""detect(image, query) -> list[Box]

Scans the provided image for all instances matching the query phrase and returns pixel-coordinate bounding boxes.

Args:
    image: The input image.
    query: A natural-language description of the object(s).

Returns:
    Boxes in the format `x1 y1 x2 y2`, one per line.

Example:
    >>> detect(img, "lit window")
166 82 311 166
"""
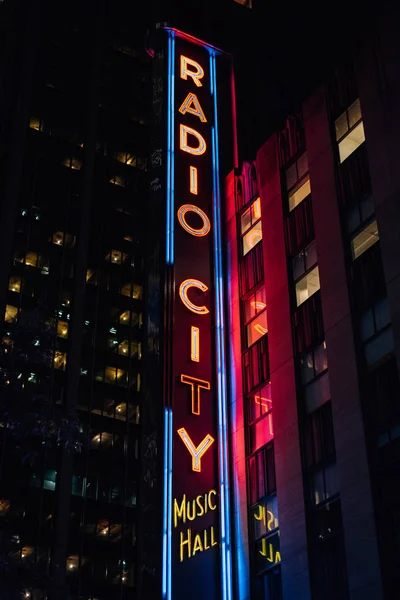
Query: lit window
124 235 133 242
119 310 140 326
243 286 267 347
51 231 76 248
57 321 68 339
351 219 379 260
0 499 10 516
103 366 127 386
8 276 21 293
66 556 78 571
243 286 266 323
247 312 268 347
120 282 142 299
247 383 274 453
115 152 136 167
86 269 96 284
293 241 317 281
118 340 141 358
62 157 82 170
243 224 262 256
25 251 38 267
335 99 365 163
4 305 18 323
234 0 252 6
105 249 128 264
29 117 42 131
109 175 125 187
241 198 261 234
241 198 262 256
91 432 113 449
288 175 311 212
295 266 320 306
53 351 67 370
286 152 310 212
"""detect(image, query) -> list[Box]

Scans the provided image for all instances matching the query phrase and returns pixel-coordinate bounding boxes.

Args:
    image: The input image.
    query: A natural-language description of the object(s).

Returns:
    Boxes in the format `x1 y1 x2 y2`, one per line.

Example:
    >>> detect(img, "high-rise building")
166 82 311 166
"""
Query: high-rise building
224 5 400 600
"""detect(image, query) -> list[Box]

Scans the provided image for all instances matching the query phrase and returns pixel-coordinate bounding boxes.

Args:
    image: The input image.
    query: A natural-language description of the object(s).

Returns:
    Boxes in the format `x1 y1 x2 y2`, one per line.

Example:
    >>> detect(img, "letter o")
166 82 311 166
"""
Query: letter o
179 279 209 315
177 204 211 237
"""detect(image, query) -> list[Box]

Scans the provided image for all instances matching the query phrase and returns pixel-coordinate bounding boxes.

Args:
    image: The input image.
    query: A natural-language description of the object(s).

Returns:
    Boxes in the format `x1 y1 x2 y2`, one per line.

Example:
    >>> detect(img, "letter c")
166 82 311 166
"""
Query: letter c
208 489 217 510
179 279 209 315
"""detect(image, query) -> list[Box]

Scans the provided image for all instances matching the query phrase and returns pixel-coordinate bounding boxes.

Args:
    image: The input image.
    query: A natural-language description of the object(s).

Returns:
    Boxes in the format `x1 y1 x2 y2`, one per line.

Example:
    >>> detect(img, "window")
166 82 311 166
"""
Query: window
247 384 274 453
303 402 336 472
254 531 281 574
286 152 310 212
293 241 317 282
29 116 44 131
244 286 267 347
57 320 68 339
253 567 283 600
335 98 365 163
360 297 393 366
351 219 379 260
51 231 76 248
304 372 331 414
53 351 67 370
243 336 269 395
120 282 142 299
62 157 82 170
105 249 128 264
346 193 374 235
115 151 137 167
248 443 276 505
241 198 262 256
300 341 328 385
295 266 320 307
8 276 21 293
250 494 279 541
91 432 114 449
117 340 141 358
119 310 141 326
4 304 18 323
100 366 128 386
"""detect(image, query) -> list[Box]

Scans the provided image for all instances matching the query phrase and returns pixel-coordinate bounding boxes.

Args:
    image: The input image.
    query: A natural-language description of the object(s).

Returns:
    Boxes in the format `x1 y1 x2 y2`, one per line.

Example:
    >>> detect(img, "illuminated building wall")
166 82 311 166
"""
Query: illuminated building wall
225 17 400 597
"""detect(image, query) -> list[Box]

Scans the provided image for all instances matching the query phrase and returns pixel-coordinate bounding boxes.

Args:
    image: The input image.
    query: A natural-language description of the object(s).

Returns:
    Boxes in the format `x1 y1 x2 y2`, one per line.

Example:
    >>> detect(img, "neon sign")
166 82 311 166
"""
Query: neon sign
162 28 234 600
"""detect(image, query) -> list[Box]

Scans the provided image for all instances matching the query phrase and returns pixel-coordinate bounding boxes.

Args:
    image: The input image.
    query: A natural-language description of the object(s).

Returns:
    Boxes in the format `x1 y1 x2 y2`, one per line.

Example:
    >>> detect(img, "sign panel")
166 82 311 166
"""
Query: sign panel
162 29 234 600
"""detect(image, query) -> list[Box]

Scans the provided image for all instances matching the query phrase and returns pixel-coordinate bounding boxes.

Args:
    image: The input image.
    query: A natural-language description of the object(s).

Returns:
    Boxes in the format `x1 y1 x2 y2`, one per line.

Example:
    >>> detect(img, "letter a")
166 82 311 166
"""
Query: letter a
179 93 207 122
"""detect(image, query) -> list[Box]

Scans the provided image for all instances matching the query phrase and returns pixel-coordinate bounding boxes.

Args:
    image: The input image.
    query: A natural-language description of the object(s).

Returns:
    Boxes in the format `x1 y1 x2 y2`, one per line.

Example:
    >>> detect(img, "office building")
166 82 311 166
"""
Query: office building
225 5 400 600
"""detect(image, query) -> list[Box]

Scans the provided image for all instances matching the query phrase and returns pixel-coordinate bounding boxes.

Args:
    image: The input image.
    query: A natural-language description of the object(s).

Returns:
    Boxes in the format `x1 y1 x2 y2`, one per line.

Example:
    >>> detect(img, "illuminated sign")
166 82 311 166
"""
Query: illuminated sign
162 28 234 600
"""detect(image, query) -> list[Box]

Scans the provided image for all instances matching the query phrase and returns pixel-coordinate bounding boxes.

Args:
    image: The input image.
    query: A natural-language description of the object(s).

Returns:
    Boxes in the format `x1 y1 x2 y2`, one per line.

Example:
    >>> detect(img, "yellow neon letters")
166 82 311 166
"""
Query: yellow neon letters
191 326 200 362
179 279 209 315
180 526 218 561
174 490 218 528
181 374 210 415
179 93 207 122
180 124 206 155
177 428 214 472
190 166 198 194
180 55 204 87
177 204 211 237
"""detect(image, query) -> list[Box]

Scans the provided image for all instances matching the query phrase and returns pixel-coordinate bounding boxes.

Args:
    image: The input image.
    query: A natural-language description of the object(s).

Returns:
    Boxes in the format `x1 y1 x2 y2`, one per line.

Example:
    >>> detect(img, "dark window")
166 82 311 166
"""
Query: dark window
247 443 276 505
243 336 269 395
240 242 264 297
284 194 314 256
253 566 283 600
293 291 324 355
310 500 350 600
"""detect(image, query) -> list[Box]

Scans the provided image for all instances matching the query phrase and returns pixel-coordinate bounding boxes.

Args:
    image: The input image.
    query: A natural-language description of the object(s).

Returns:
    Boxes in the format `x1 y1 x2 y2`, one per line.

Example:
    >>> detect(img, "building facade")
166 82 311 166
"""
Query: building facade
225 7 400 600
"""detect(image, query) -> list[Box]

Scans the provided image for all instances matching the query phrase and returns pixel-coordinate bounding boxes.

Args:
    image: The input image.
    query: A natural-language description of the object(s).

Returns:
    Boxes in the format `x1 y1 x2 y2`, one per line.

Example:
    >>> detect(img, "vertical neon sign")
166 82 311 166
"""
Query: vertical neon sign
163 28 234 600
